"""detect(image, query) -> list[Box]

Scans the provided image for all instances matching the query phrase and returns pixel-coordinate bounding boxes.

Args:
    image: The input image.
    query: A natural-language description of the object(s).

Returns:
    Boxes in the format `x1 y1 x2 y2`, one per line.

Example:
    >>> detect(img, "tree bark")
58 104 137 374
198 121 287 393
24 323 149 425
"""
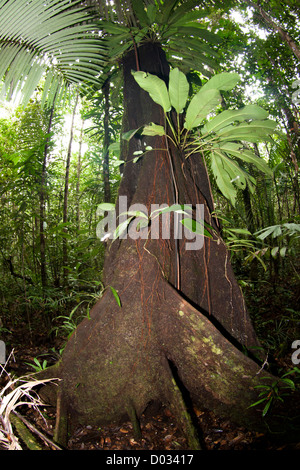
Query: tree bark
41 42 279 447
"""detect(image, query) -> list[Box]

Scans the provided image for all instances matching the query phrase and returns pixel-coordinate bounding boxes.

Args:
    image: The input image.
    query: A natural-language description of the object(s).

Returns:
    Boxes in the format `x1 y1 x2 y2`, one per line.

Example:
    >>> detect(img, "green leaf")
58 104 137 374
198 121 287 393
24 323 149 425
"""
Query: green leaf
158 0 181 24
113 217 134 239
141 123 166 136
225 228 252 235
210 152 237 205
180 218 212 238
255 225 281 240
168 67 189 114
174 25 221 45
248 397 268 408
184 88 221 130
283 223 300 233
215 152 247 190
203 105 269 134
108 142 120 153
98 21 129 34
97 202 115 212
216 120 277 142
150 204 192 218
271 246 279 258
0 0 107 107
167 9 209 27
201 72 240 93
109 286 121 308
146 3 157 23
131 0 150 26
132 71 171 113
212 142 272 176
119 210 148 220
262 398 273 417
122 127 143 141
280 247 287 257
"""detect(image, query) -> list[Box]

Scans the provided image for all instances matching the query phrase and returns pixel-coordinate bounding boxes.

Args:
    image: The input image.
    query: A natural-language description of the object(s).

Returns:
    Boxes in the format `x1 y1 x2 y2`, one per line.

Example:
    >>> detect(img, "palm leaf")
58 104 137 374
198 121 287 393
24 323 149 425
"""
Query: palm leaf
0 0 107 107
96 0 221 76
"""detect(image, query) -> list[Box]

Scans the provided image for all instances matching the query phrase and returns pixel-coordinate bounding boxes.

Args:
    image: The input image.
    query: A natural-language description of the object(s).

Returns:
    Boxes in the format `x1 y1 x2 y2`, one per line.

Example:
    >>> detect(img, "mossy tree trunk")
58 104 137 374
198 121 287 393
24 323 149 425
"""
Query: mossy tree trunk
41 42 276 447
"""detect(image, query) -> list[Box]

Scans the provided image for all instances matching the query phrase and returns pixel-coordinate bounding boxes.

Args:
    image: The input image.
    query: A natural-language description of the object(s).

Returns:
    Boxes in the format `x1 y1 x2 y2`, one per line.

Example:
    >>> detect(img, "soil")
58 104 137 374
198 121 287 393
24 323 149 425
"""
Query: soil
1 336 300 452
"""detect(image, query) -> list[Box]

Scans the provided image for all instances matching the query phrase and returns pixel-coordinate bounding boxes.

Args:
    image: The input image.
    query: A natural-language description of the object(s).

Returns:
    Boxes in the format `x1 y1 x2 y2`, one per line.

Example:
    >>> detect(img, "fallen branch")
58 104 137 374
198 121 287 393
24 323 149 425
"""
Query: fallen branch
12 411 62 450
10 413 43 450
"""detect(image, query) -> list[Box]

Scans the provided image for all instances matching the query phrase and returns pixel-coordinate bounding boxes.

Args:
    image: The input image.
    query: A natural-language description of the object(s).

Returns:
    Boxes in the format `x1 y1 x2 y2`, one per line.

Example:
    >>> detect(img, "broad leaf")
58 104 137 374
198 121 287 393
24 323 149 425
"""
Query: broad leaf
201 72 240 92
210 152 237 205
214 151 247 190
168 67 189 114
113 217 134 239
151 204 192 218
184 88 221 130
97 203 116 214
132 71 171 113
122 127 143 141
212 142 273 176
216 120 277 142
203 105 269 134
142 123 165 136
180 218 212 238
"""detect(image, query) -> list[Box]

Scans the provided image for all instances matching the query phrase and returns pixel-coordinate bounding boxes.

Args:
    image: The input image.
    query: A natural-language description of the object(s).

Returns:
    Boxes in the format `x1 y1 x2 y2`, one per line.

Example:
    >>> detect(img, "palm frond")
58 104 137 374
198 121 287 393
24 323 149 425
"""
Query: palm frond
95 0 221 77
0 0 107 107
0 0 222 108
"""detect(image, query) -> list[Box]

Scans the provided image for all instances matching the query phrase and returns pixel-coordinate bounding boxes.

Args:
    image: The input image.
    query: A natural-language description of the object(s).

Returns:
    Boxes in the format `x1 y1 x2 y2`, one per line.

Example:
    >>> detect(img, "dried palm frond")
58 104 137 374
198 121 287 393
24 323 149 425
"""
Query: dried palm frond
0 357 58 450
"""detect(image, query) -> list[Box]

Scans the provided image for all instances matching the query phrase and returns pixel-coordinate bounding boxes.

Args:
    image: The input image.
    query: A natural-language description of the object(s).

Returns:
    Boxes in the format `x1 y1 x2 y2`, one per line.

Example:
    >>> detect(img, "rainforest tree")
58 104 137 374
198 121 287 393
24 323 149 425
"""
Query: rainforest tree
0 0 295 447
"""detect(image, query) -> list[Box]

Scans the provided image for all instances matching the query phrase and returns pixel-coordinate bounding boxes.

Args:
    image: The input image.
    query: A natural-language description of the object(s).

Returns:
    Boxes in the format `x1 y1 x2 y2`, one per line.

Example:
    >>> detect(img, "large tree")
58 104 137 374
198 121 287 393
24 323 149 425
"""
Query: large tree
0 0 290 448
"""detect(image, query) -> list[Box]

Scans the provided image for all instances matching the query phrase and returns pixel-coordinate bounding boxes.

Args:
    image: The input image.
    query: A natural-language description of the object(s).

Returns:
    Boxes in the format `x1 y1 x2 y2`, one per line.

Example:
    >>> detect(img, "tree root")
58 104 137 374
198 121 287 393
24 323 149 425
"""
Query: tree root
125 403 142 440
161 356 202 450
54 388 69 447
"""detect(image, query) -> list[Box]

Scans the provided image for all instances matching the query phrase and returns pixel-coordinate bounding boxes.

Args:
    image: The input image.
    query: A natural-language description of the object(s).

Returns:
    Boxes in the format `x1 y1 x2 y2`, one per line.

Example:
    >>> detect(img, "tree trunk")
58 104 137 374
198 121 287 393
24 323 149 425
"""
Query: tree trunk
246 0 300 62
62 94 78 284
103 79 111 203
76 118 84 231
41 43 279 447
40 105 55 288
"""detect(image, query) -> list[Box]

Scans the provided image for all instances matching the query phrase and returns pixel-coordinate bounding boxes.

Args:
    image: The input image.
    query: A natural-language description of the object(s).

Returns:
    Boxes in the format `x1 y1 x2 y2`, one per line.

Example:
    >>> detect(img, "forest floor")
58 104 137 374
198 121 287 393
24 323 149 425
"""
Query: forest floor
1 330 300 452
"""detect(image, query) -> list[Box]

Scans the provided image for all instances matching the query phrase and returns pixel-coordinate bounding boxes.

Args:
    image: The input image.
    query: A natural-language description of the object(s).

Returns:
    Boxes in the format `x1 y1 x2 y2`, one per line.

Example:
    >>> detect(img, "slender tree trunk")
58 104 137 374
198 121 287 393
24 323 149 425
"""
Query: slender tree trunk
41 43 287 448
246 0 300 61
40 105 55 288
63 94 79 284
76 118 84 231
103 79 111 203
